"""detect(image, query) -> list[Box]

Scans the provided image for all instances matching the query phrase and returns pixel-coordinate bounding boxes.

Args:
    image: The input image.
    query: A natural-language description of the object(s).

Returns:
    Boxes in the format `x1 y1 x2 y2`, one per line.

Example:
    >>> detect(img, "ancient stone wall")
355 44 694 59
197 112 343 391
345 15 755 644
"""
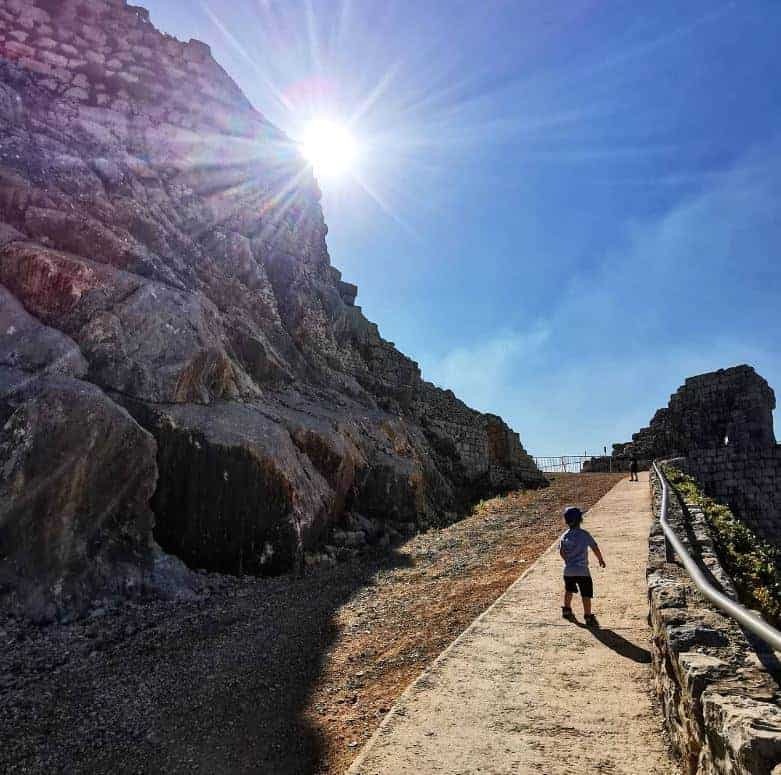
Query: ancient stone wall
0 0 251 121
585 365 781 547
0 0 544 618
598 365 776 467
648 467 781 774
682 448 781 549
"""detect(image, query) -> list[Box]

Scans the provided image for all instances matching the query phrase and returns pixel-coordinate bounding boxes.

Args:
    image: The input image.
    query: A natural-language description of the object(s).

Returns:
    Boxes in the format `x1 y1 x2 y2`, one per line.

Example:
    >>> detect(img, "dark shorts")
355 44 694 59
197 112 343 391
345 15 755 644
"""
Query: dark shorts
564 575 593 598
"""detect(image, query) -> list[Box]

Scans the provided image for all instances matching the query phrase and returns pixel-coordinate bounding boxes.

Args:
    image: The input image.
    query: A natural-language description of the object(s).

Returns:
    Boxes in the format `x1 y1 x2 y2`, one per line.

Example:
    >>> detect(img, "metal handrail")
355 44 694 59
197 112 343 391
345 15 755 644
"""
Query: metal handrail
653 461 781 652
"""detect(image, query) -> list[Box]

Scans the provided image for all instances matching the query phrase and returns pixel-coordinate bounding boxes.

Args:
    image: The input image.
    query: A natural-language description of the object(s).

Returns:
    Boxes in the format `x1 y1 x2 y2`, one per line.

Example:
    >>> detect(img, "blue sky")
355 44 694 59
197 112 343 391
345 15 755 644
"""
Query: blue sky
145 0 781 454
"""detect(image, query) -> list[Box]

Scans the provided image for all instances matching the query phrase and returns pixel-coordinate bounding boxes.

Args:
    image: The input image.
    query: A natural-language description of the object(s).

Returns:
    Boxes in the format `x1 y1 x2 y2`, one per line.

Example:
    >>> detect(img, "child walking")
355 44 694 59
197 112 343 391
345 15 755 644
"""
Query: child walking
559 506 605 626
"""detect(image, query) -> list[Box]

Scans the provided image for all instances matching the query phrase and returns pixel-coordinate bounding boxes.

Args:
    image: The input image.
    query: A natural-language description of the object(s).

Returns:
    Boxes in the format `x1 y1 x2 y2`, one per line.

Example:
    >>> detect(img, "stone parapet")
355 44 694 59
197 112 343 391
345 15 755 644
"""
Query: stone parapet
589 365 781 548
648 466 781 774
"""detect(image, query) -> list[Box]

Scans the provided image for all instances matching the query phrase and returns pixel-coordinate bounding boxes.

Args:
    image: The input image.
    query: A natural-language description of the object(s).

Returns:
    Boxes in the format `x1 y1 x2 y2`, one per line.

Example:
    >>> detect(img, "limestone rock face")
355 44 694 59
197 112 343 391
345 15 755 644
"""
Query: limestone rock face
0 0 544 611
0 281 193 620
0 371 160 621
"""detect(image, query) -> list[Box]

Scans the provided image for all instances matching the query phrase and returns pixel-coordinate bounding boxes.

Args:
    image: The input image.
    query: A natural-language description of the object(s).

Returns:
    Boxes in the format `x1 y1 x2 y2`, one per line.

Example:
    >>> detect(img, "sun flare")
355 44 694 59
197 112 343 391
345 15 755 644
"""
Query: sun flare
300 118 358 179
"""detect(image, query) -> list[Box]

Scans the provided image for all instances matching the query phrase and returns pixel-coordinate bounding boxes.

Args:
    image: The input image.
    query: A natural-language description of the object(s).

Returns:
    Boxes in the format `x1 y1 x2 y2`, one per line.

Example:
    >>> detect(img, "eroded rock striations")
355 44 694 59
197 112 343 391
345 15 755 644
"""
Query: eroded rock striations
0 0 544 618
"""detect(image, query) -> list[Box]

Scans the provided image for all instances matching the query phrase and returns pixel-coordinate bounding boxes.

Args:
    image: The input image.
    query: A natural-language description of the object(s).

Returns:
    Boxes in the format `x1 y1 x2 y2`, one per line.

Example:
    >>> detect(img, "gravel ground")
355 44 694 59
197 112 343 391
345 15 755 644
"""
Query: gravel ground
0 473 623 774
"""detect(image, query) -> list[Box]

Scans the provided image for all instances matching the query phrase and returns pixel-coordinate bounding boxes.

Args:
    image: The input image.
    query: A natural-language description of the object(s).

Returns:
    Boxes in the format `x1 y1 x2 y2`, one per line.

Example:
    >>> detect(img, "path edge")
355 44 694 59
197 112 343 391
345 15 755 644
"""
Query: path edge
346 477 626 774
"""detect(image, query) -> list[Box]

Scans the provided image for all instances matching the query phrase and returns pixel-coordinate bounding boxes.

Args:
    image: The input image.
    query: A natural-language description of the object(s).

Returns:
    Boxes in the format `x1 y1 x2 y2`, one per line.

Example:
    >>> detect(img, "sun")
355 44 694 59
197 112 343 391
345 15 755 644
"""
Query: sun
300 118 358 179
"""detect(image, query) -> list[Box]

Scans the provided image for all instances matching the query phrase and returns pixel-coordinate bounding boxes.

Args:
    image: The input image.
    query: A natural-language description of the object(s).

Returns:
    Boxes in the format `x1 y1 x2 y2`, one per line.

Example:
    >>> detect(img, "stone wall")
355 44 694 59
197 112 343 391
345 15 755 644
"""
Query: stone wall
581 455 651 473
0 0 251 121
648 467 781 774
600 366 776 466
682 448 781 549
586 365 781 548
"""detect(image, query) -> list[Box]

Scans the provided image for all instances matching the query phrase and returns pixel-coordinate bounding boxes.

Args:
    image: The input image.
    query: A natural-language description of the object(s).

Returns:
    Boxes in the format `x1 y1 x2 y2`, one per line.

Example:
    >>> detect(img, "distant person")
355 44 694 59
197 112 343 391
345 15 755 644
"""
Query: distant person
559 506 606 627
630 456 639 482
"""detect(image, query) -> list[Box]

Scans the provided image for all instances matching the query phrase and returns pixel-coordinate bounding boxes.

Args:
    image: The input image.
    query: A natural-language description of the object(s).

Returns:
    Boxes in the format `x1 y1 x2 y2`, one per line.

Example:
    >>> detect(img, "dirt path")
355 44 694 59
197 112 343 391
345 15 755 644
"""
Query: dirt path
312 473 624 773
348 473 677 775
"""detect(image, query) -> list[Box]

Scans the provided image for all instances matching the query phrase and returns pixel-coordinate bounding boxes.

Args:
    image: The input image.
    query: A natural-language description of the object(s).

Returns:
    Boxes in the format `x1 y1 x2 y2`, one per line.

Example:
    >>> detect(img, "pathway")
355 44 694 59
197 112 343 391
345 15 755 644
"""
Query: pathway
348 473 676 775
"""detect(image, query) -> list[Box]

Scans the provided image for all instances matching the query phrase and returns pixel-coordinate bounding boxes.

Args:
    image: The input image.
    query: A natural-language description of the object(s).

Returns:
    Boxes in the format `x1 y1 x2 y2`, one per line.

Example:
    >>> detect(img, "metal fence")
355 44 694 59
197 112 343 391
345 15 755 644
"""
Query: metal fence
533 455 593 474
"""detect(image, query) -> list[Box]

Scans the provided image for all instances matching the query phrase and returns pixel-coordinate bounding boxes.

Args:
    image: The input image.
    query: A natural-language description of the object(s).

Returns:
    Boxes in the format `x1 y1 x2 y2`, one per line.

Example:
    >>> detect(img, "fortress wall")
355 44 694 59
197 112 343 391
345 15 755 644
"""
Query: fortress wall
647 467 781 774
587 365 781 547
0 0 252 124
682 447 781 549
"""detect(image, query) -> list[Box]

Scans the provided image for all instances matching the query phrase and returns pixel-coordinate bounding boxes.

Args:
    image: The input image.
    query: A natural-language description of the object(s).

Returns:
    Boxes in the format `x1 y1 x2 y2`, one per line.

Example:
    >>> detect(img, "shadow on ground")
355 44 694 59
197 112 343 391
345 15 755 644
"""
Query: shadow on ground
1 550 411 775
576 624 651 663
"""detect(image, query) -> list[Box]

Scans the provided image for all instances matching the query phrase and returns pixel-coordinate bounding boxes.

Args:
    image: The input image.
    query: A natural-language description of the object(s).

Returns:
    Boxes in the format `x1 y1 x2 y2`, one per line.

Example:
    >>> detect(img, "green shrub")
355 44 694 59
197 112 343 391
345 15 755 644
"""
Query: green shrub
663 465 781 626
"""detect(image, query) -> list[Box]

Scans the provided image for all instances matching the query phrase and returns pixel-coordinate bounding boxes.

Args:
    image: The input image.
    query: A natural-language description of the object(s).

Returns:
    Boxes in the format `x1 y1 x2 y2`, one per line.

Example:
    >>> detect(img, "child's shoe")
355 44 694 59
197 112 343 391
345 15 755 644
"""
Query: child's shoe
562 606 576 621
585 613 599 627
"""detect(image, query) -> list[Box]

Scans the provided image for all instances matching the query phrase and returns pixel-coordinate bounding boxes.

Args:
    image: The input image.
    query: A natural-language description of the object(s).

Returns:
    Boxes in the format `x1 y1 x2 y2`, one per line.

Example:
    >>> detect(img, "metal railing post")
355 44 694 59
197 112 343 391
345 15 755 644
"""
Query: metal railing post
664 532 675 564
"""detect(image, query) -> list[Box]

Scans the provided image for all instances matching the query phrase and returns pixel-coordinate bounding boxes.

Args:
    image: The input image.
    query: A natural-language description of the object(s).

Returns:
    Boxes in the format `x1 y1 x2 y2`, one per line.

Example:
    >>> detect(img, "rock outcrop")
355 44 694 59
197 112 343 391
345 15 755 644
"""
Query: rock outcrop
0 0 543 617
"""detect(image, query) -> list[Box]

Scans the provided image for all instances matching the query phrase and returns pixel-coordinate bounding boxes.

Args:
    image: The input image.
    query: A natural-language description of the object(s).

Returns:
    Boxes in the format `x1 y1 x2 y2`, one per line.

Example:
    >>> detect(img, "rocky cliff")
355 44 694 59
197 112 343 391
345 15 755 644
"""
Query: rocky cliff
0 0 544 619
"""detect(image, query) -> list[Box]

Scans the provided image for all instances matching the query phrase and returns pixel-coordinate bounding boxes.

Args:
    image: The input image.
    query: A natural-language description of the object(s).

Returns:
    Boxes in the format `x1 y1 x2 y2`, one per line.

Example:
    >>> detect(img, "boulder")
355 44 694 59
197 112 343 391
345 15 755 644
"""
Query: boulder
0 370 186 622
0 243 241 402
0 283 87 377
118 398 336 576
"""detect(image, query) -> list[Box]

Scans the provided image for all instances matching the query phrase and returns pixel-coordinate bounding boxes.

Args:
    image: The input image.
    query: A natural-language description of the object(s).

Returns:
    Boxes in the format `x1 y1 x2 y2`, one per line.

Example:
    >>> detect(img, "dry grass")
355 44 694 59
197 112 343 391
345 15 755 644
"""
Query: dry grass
310 473 626 773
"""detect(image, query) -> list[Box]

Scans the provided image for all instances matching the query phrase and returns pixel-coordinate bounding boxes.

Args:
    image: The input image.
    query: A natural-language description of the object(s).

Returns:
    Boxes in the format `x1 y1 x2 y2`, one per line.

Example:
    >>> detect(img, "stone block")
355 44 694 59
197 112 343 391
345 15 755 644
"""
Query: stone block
116 70 139 85
18 5 50 24
701 692 781 774
52 67 72 83
17 56 52 77
132 44 153 59
39 49 69 69
85 50 106 65
3 38 34 58
64 86 89 102
80 24 108 46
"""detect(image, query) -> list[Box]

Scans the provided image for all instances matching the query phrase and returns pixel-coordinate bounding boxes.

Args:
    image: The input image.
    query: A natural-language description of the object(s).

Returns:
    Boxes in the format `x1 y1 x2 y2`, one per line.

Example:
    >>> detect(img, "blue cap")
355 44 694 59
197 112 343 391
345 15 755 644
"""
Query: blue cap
564 506 583 526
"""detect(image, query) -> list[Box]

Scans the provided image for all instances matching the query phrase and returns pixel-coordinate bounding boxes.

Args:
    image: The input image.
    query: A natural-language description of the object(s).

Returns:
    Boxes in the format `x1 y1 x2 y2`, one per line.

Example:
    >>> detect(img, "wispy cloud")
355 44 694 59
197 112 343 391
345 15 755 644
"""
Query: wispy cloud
422 326 550 414
416 141 781 454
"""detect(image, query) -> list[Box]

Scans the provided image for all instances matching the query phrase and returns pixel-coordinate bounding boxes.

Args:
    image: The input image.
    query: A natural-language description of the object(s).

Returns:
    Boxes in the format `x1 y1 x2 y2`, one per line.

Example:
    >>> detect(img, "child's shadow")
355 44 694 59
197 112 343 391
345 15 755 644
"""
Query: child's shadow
574 623 651 663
